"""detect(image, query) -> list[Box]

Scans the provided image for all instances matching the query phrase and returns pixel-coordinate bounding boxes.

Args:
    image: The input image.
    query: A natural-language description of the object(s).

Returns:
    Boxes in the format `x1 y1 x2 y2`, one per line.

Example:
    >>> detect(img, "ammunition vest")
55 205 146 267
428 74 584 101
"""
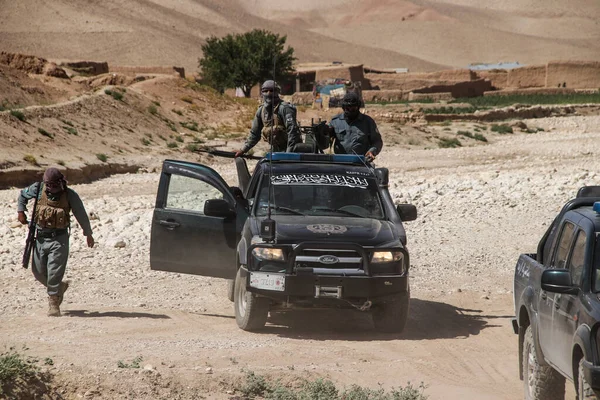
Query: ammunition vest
260 103 287 149
34 186 71 229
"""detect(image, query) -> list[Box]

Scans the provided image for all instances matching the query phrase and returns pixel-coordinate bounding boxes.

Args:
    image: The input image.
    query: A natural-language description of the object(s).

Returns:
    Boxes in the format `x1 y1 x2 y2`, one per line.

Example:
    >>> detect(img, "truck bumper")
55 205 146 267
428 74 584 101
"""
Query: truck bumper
582 359 600 391
246 272 409 306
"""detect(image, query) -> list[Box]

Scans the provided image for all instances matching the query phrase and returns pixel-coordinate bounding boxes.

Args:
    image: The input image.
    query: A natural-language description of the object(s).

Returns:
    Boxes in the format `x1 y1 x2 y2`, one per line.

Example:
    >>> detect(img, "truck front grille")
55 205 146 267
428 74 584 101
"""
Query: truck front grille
294 248 364 275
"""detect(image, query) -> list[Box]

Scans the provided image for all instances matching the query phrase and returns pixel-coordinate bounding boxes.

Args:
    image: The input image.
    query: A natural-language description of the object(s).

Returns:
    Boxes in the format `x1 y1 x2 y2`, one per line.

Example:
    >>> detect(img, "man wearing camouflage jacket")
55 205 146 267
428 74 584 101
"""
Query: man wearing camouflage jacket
235 80 302 156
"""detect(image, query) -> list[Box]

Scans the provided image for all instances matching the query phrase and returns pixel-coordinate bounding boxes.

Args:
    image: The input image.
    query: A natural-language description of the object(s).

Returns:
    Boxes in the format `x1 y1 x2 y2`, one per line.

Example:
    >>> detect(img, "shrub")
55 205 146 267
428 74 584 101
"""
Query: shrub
438 138 462 148
456 130 487 142
10 110 25 121
23 155 38 166
167 142 178 148
141 138 151 146
37 128 54 139
453 92 600 107
0 347 49 398
62 126 78 135
239 371 269 398
117 356 143 369
148 104 158 115
111 91 124 101
172 109 183 116
422 106 478 115
175 136 184 143
235 371 428 400
186 143 199 152
180 121 199 132
96 153 108 162
61 119 74 127
473 133 488 142
490 124 513 134
57 160 65 166
105 89 123 101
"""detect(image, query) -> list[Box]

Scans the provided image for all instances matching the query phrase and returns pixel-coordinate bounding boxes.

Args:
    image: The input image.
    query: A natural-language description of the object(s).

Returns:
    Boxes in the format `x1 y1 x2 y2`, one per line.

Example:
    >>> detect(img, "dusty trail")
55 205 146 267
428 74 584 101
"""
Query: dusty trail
2 115 598 399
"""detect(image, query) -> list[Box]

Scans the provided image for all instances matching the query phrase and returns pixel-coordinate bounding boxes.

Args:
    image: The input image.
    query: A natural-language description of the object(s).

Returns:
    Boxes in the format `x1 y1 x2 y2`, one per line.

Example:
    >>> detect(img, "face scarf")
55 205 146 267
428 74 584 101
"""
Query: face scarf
343 105 360 120
262 90 280 108
43 168 66 197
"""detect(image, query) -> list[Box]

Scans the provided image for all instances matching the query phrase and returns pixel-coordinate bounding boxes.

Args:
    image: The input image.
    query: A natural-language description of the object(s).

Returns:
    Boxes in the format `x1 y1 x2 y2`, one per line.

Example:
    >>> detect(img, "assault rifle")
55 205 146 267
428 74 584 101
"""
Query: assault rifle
192 146 262 160
22 182 41 269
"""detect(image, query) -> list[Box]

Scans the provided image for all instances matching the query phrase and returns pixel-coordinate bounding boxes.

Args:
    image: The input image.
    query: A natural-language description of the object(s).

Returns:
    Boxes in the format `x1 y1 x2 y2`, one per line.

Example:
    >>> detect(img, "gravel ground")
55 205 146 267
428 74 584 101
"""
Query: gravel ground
0 114 598 399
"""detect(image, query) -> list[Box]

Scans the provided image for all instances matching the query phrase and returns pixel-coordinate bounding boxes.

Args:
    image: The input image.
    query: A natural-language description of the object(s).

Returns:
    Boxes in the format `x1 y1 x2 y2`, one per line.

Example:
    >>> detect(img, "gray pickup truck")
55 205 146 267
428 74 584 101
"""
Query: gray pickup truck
513 186 600 400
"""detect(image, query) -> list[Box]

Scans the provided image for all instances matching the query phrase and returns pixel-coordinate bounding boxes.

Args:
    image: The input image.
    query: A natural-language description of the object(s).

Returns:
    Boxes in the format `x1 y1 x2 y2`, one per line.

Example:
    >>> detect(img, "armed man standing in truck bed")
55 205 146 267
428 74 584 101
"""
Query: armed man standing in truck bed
329 91 383 162
17 167 95 317
235 80 302 157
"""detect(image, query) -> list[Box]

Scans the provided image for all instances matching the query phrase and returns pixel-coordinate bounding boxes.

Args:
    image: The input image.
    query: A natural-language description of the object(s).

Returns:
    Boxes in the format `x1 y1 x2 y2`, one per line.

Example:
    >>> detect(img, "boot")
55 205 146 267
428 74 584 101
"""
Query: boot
58 280 70 306
48 295 61 317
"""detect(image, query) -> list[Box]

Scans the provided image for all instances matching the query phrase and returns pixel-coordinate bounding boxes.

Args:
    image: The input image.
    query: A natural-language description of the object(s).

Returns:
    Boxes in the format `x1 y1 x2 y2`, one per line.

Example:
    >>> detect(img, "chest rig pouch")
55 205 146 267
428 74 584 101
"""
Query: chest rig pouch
34 186 71 229
260 104 287 149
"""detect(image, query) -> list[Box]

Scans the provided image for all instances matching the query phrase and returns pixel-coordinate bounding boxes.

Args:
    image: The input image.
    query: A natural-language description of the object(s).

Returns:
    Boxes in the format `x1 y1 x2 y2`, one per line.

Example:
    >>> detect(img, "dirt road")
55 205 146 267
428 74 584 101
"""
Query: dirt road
2 114 598 399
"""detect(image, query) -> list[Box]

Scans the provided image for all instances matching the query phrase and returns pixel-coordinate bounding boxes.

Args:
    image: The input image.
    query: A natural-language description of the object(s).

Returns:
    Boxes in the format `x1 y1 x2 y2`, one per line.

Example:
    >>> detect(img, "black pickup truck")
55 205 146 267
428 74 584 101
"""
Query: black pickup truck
149 153 417 332
513 186 600 400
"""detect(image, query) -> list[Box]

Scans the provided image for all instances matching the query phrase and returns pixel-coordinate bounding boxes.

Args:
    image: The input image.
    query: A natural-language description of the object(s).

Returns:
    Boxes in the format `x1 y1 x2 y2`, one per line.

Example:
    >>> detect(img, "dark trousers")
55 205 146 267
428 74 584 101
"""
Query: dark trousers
32 233 70 296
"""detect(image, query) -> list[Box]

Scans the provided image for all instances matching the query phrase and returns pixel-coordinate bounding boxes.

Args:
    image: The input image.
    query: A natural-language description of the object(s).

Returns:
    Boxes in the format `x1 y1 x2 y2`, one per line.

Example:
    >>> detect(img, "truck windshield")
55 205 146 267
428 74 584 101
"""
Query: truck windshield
255 173 385 219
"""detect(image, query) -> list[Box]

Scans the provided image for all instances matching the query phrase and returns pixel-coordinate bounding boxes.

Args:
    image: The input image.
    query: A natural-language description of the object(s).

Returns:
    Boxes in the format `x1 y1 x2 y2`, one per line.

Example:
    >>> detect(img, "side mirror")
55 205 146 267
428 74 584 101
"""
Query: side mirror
204 199 235 219
541 269 579 295
396 204 417 222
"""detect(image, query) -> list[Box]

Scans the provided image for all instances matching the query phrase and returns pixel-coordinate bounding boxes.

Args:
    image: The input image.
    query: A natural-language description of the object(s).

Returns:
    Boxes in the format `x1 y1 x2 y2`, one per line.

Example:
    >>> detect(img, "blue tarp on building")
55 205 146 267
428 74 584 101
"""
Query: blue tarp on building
468 62 523 71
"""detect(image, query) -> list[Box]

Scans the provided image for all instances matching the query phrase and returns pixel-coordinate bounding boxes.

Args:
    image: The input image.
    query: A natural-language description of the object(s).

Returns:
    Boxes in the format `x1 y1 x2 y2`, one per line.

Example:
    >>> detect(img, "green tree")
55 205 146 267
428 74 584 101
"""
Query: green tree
198 29 295 97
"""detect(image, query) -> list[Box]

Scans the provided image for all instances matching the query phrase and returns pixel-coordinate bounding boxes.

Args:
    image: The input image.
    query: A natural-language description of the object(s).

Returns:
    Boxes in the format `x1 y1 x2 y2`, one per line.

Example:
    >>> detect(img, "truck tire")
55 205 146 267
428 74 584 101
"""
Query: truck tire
523 325 565 400
578 358 598 400
226 279 235 302
372 293 409 333
234 269 269 331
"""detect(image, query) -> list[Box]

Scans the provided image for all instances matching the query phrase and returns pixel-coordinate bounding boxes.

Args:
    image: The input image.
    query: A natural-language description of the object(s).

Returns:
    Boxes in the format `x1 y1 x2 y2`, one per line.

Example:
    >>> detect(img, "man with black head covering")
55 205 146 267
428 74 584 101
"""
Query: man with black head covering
17 168 95 317
235 80 301 157
328 91 383 162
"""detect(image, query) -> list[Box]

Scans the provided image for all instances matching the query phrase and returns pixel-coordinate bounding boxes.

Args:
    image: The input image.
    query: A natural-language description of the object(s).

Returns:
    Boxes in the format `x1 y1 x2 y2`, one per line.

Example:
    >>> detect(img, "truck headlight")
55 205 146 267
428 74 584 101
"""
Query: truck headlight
372 251 403 263
252 247 284 261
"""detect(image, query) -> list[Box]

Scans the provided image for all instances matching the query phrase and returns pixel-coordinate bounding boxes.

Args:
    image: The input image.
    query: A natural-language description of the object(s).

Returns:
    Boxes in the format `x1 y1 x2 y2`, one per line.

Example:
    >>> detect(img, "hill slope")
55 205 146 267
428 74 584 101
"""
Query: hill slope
1 0 598 73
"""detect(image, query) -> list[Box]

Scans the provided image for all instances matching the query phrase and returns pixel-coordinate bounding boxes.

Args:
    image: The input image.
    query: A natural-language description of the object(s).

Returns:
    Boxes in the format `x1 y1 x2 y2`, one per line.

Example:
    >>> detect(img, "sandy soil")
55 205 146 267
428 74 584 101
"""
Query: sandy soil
2 114 599 399
1 0 599 72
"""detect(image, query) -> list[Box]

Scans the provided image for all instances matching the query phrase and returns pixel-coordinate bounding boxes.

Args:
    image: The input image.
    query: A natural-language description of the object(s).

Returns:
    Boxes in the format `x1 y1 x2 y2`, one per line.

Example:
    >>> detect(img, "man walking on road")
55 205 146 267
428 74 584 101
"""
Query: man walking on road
17 167 95 317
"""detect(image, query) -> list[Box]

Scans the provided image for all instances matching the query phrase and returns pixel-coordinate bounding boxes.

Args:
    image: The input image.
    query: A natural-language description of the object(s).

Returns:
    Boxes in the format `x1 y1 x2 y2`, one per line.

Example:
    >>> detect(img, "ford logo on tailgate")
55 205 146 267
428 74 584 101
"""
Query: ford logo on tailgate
318 255 339 264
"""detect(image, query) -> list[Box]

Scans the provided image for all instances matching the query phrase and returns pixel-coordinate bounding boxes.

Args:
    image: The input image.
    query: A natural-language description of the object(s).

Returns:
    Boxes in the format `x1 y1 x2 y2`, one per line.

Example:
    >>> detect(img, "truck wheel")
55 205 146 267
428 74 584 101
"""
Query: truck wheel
578 358 598 400
523 325 565 400
226 279 235 302
372 293 409 333
234 269 269 331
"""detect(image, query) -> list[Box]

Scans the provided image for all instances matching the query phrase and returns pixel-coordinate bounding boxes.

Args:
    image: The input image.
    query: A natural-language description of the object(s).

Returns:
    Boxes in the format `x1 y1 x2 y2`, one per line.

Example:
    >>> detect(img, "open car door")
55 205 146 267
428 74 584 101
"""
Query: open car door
150 160 247 279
